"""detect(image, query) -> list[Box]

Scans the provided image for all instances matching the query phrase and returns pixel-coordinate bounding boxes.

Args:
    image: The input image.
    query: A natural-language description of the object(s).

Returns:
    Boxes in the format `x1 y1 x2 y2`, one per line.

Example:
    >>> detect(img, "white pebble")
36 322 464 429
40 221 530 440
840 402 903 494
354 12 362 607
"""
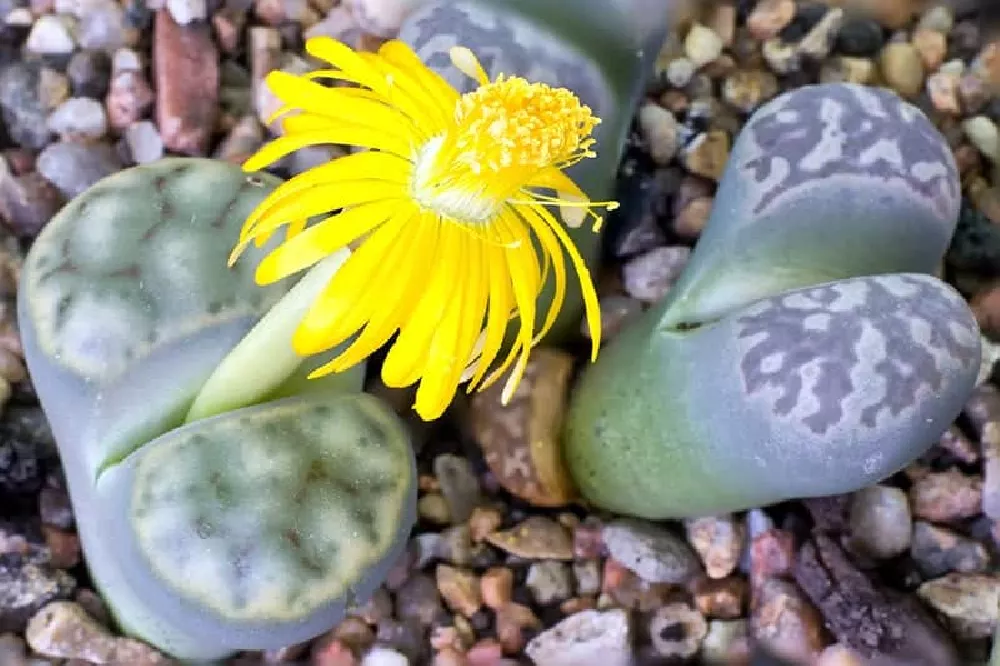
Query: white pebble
47 98 108 141
527 609 633 666
964 116 1000 163
166 0 207 24
638 102 680 165
26 15 77 55
112 48 143 75
361 646 409 666
665 57 696 88
125 121 164 164
684 24 723 69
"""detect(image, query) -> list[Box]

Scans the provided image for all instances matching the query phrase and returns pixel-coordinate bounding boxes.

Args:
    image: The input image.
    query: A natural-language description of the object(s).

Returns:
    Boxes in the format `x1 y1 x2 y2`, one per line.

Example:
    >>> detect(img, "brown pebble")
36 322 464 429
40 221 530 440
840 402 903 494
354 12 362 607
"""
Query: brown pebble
750 528 795 587
486 516 574 560
682 130 730 181
0 169 65 239
815 644 866 666
311 639 358 666
916 572 1000 639
466 639 503 666
572 518 605 559
938 425 979 464
480 567 513 610
42 526 79 570
436 565 482 618
912 28 947 72
329 616 375 655
750 578 826 663
495 602 541 655
601 558 675 612
468 506 503 543
909 468 983 522
673 196 712 238
685 515 744 580
432 646 468 666
154 9 219 155
746 0 796 40
211 8 245 53
959 73 991 114
971 42 1000 92
693 576 749 619
880 42 925 98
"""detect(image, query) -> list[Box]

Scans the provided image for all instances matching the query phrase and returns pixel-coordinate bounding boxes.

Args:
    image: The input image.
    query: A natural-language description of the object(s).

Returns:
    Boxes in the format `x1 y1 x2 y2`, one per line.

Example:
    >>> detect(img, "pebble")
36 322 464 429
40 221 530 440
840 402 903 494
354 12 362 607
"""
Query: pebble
927 70 961 115
746 0 796 41
526 561 573 605
673 195 712 238
684 515 744 580
584 294 643 344
495 602 541 654
0 410 57 497
722 69 778 113
25 15 75 55
165 0 206 24
0 167 65 239
487 517 573 560
916 573 1000 639
762 37 801 75
435 565 481 619
750 578 826 663
602 519 701 584
0 554 75 633
480 567 513 610
105 69 154 129
418 494 451 525
665 57 695 88
469 349 578 508
124 121 164 164
964 116 1000 163
637 102 679 165
67 50 111 99
685 24 724 69
847 485 912 559
621 245 690 303
910 521 990 578
47 97 107 141
682 130 730 180
361 646 409 666
909 469 983 522
701 619 750 664
395 573 443 627
26 601 173 664
648 602 707 659
346 0 414 39
0 63 52 151
797 6 843 60
912 28 946 72
313 639 358 666
525 609 632 666
880 42 925 98
77 0 131 51
36 141 121 199
154 9 218 155
433 455 481 525
692 576 747 619
917 5 954 34
835 17 884 57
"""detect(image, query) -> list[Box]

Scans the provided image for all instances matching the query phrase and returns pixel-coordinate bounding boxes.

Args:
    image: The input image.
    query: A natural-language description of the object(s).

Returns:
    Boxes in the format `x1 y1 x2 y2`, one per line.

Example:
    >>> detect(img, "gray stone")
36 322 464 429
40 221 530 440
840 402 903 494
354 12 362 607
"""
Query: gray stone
25 16 76 55
0 556 75 633
67 50 112 99
36 142 121 199
77 0 129 51
638 102 680 165
622 246 690 303
124 121 164 164
394 573 443 627
47 98 108 141
910 522 990 578
848 485 912 559
433 454 481 524
526 561 573 605
526 609 632 666
165 0 207 24
602 519 701 583
0 63 52 150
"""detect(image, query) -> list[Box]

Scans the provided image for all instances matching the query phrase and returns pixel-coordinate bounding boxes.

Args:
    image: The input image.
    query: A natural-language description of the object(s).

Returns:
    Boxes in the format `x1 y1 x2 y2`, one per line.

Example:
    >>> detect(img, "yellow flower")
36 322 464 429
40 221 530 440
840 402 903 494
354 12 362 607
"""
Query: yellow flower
230 37 617 421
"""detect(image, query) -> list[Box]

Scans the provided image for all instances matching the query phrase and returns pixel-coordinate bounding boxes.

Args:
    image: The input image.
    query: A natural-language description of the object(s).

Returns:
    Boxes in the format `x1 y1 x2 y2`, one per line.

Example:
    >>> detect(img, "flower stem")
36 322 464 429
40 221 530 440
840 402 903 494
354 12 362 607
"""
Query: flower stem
184 249 355 423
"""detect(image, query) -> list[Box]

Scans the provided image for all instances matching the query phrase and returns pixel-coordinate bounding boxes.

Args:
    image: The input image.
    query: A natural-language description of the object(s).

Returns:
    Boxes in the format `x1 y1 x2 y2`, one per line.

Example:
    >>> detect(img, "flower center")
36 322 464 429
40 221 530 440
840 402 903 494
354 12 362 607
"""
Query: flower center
410 76 600 224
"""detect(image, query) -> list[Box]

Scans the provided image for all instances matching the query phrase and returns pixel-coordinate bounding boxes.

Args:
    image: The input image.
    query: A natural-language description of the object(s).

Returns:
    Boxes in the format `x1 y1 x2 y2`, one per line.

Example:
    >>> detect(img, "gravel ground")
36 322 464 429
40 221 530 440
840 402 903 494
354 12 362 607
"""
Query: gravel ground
4 0 1000 665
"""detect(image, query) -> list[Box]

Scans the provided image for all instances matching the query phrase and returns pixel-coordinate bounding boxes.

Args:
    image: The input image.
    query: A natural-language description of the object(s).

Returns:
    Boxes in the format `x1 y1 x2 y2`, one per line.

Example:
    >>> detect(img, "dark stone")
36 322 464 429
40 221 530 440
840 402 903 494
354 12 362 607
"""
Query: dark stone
946 199 1000 280
0 62 51 151
67 50 112 100
0 519 75 633
0 408 57 496
606 164 678 259
779 2 829 42
835 18 885 57
948 21 982 62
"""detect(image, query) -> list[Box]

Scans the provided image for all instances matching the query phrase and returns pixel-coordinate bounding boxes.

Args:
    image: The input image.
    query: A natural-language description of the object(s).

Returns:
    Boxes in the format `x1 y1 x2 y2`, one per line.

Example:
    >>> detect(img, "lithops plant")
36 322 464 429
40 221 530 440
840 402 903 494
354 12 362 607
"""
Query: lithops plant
18 158 416 661
397 0 671 339
564 82 982 519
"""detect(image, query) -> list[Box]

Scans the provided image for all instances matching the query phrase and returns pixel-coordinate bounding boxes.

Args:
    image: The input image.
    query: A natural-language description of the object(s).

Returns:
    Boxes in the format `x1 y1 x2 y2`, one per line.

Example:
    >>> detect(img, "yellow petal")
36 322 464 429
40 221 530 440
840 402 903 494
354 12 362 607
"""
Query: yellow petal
242 128 412 173
305 37 390 95
515 205 567 344
464 230 515 390
358 52 451 131
378 40 459 109
265 71 422 140
295 206 413 356
531 203 602 359
254 198 401 284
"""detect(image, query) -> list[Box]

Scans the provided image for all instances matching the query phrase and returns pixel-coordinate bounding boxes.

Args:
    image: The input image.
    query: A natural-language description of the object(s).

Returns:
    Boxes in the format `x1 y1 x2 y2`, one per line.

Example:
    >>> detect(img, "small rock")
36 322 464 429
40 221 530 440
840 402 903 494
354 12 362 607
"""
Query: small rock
701 620 750 664
797 6 843 60
692 576 747 619
648 602 708 659
982 422 1000 518
0 410 57 496
747 0 796 40
25 15 75 55
722 69 778 114
815 645 867 666
0 63 52 150
602 519 701 584
916 573 1000 639
418 494 451 525
0 633 29 666
584 294 643 344
27 601 174 664
684 515 744 579
154 9 218 154
917 5 954 34
821 55 876 84
673 195 713 238
847 485 912 559
42 527 78 570
750 578 826 663
912 28 946 72
435 565 480 618
0 553 75 634
433 455 481 525
361 646 409 666
0 168 65 239
682 130 730 180
436 525 475 566
685 24 724 69
835 17 884 57
374 618 424 662
909 469 982 522
665 57 695 88
621 245 690 303
937 425 978 465
526 561 573 605
573 559 601 598
637 102 679 165
346 0 414 39
124 121 164 164
910 521 990 578
480 567 513 610
762 37 801 75
47 97 108 141
466 639 505 666
105 69 154 129
880 42 925 98
749 528 796 587
525 609 632 666
67 50 112 99
486 517 573 560
165 0 206 24
330 617 375 655
467 506 502 544
959 72 991 115
927 71 961 115
36 141 121 199
395 573 443 627
77 0 131 51
964 116 1000 163
469 349 578 508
